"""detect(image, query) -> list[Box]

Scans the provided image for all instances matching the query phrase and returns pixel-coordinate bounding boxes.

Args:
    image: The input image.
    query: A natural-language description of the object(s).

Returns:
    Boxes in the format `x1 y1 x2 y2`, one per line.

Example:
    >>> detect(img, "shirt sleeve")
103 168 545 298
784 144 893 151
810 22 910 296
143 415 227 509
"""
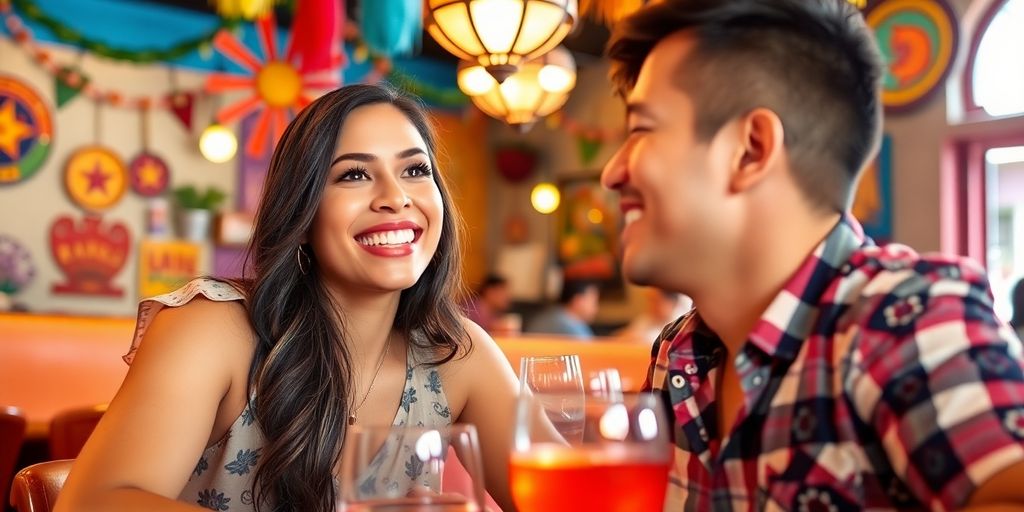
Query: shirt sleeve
850 262 1024 511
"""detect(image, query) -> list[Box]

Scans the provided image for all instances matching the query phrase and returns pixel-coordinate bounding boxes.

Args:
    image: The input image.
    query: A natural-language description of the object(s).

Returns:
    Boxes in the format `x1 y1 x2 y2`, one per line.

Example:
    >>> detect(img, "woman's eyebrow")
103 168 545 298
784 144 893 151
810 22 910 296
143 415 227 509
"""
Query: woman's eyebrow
331 147 426 167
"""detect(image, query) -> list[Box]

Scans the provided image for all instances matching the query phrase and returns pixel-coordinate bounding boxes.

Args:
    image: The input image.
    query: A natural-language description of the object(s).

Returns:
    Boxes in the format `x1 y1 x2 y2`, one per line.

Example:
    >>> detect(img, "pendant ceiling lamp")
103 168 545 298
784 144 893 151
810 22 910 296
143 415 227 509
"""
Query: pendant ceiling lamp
457 45 575 129
426 0 578 83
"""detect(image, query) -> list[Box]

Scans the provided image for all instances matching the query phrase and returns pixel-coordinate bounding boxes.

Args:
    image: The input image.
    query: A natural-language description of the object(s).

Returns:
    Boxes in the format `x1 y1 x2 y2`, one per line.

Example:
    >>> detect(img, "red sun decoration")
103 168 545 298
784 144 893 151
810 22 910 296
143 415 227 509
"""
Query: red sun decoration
205 13 342 157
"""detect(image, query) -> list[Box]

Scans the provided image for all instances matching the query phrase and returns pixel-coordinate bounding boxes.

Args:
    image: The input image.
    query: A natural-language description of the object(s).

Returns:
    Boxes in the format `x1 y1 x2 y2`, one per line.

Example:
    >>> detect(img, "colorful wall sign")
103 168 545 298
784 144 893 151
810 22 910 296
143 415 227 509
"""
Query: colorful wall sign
138 239 201 297
50 214 131 297
0 74 53 185
64 145 128 211
866 0 959 112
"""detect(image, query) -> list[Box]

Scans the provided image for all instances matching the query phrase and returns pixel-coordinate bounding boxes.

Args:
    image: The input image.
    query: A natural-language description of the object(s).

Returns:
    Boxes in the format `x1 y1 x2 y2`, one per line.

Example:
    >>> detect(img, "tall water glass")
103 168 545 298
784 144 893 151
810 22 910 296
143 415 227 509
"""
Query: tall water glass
518 355 585 443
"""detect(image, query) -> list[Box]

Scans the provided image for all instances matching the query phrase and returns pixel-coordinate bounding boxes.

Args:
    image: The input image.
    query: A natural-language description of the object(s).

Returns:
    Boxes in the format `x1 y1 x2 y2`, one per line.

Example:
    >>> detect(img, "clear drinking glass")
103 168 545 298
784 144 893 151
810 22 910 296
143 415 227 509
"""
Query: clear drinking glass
510 391 671 512
588 368 624 402
338 424 486 511
518 355 586 443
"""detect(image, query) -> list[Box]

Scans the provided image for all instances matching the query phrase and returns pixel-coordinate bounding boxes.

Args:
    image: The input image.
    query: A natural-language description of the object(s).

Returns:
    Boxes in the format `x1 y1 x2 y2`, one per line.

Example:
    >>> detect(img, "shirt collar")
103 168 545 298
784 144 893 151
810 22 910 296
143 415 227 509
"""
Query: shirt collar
742 214 869 359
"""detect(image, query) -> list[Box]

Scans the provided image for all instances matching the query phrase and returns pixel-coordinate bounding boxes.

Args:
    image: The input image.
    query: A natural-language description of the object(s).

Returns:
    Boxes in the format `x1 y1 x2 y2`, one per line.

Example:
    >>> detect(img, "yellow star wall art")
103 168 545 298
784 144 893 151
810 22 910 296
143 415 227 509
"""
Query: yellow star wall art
0 74 53 185
63 146 127 211
128 153 170 197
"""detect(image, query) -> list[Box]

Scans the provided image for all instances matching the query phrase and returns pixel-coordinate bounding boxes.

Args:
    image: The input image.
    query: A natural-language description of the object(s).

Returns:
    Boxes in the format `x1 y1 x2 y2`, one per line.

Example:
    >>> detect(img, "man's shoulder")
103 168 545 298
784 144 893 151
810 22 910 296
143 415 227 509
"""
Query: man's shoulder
847 242 990 299
832 243 1001 360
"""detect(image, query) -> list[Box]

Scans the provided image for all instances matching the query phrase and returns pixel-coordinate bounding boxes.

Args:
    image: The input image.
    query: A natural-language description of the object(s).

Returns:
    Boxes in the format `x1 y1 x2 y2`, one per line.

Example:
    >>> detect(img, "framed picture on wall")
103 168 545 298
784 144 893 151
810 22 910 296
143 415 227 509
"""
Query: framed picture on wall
852 134 893 243
556 173 624 299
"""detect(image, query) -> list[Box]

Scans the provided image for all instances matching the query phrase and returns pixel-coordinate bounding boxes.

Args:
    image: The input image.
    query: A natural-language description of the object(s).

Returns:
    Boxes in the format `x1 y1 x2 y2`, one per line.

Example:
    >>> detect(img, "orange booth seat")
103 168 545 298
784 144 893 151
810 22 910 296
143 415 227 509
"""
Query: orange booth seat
0 314 134 439
0 313 652 439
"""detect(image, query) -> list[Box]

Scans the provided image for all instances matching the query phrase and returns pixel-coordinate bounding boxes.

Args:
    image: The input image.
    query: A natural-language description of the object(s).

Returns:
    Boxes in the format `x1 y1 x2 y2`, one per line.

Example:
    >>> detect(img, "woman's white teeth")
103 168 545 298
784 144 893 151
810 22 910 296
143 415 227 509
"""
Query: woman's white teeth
624 209 643 225
358 229 415 246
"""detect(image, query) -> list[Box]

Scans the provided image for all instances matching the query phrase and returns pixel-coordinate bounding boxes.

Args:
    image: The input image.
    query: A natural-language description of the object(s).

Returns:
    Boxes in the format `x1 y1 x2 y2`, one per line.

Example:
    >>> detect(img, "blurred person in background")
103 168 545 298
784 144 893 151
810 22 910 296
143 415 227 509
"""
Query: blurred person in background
526 278 600 339
615 287 692 345
462 273 515 335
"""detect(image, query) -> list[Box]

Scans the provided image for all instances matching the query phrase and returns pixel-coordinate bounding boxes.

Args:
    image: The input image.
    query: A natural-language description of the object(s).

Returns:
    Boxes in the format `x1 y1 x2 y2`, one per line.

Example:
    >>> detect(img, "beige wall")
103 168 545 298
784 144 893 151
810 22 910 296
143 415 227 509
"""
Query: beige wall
0 37 234 316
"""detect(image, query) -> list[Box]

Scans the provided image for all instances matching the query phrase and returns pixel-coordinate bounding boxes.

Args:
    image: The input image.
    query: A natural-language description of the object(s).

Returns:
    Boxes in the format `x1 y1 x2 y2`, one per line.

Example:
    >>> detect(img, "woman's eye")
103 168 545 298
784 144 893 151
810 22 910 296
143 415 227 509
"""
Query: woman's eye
405 163 433 178
338 168 370 181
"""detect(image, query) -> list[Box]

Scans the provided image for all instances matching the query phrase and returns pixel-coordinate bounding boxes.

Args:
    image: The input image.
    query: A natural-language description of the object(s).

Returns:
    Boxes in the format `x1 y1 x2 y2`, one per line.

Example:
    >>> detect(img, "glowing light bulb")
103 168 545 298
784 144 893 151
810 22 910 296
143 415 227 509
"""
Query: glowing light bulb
531 182 560 214
199 123 238 163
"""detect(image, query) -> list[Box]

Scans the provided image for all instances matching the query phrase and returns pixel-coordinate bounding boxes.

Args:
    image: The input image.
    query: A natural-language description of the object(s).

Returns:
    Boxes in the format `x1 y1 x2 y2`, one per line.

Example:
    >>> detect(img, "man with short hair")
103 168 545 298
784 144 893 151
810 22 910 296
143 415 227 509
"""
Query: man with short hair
526 278 600 339
602 0 1024 509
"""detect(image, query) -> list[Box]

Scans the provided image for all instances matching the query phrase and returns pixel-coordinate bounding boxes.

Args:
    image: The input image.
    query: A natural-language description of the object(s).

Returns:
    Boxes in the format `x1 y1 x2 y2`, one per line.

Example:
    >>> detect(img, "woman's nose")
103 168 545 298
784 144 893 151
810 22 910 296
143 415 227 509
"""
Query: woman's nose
370 177 410 212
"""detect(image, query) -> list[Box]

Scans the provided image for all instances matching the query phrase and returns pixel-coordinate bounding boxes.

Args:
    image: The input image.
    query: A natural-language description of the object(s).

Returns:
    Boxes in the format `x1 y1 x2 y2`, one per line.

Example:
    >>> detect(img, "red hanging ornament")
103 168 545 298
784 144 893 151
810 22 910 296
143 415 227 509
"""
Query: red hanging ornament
167 91 195 131
495 146 538 183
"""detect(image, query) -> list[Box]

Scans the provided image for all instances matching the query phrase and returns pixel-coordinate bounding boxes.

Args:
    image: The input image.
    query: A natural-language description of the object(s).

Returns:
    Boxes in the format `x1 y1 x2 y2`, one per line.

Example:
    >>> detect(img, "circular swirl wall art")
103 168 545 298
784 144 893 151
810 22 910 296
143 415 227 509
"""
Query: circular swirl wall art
866 0 959 113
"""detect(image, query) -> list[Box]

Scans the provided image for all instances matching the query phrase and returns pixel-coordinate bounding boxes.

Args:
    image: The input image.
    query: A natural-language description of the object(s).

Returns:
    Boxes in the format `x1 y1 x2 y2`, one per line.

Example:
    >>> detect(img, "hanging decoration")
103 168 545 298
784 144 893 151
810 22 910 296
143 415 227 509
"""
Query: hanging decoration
1 2 208 112
129 153 170 197
205 11 342 156
290 0 345 72
361 0 421 57
167 91 196 131
53 65 89 108
128 109 171 197
495 145 538 183
865 0 958 112
426 0 577 83
0 234 35 295
0 74 53 185
211 0 277 20
8 0 239 63
64 146 128 211
50 214 130 297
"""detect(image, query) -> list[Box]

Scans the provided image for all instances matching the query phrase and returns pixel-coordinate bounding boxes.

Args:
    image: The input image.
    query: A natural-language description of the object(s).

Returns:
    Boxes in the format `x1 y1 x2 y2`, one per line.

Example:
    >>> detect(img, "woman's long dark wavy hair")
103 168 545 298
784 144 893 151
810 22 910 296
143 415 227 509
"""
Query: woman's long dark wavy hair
239 84 467 512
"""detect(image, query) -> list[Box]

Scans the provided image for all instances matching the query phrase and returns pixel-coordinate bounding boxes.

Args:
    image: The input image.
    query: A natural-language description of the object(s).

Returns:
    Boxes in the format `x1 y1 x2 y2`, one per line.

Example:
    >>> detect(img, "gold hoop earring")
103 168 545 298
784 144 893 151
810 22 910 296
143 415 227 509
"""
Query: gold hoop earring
297 246 310 275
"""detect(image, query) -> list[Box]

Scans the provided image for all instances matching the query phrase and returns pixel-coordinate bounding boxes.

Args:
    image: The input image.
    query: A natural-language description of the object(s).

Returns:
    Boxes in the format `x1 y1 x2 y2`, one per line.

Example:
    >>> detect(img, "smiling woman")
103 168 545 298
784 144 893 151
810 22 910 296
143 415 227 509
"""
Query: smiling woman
53 84 522 512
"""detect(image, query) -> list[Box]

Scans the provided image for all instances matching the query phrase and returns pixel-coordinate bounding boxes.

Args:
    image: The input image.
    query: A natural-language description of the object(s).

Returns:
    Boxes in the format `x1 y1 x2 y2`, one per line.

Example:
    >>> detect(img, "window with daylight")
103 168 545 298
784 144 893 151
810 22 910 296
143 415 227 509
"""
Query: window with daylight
969 0 1024 117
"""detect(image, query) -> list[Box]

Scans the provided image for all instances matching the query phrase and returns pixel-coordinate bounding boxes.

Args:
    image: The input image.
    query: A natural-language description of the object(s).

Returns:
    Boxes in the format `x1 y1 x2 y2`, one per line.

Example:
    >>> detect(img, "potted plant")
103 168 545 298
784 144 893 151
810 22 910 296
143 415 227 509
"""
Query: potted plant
172 185 226 241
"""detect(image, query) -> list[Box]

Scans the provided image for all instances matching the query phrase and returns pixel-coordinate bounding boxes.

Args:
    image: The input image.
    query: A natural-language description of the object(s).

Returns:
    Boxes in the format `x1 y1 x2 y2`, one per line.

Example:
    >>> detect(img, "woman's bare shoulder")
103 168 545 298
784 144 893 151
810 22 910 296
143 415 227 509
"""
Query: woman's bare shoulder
138 296 256 372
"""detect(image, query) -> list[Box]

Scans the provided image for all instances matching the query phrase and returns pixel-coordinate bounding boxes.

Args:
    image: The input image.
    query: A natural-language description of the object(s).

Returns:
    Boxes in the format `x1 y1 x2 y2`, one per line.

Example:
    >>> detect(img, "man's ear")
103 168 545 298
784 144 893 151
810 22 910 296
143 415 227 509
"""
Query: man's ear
728 107 785 193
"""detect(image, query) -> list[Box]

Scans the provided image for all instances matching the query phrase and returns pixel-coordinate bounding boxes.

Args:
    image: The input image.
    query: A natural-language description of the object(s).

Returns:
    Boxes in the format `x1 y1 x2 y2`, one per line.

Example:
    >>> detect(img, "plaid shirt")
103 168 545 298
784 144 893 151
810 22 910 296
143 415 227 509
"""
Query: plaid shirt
647 216 1024 511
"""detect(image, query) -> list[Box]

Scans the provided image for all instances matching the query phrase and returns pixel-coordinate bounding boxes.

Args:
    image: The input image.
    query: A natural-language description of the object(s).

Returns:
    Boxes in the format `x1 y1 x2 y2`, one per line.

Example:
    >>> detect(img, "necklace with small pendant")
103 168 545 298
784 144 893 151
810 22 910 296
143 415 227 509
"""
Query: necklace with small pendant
348 334 392 425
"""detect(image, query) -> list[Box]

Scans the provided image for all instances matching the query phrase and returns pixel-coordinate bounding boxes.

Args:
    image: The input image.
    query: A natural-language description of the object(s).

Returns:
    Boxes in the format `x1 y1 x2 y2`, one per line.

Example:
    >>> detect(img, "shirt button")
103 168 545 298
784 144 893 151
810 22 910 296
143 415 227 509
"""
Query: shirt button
752 375 764 387
671 375 686 389
699 427 709 442
684 363 698 375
